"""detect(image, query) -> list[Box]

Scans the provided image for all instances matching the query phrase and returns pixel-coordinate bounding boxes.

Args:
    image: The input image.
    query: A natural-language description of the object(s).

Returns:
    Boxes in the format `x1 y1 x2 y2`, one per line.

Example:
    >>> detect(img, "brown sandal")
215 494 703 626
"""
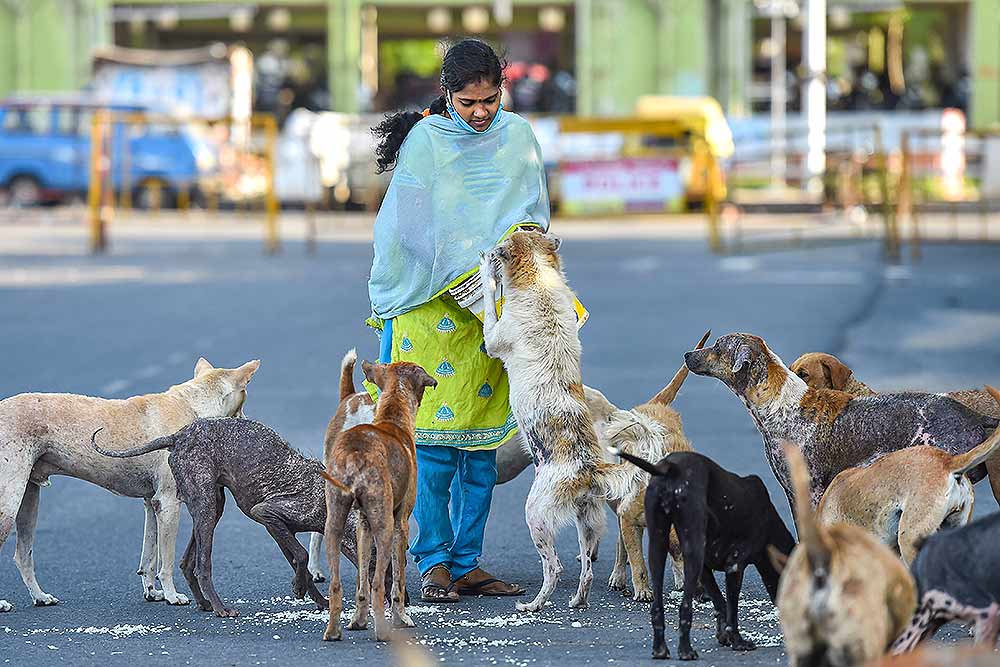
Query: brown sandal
451 567 525 596
421 565 460 603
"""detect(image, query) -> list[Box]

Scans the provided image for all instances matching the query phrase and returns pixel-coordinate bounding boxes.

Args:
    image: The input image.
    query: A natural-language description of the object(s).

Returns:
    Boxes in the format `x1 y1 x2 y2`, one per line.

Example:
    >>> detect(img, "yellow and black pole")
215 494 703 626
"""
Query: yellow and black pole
261 114 281 255
87 110 108 254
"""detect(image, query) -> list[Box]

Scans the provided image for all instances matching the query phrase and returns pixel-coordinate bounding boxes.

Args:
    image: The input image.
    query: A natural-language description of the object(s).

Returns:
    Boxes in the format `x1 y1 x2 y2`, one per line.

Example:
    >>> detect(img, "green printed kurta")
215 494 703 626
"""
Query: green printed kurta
365 293 517 451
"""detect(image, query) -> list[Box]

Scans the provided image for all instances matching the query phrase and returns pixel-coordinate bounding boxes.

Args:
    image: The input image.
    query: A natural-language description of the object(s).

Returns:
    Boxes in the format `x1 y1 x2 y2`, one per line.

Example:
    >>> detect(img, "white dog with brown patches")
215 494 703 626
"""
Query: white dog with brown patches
479 230 636 612
0 358 258 612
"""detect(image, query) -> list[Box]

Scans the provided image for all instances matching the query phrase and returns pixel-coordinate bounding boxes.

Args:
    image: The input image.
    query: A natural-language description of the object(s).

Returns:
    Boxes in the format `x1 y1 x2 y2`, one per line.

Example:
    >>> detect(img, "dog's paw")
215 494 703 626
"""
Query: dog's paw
322 626 343 642
198 599 214 612
165 592 190 606
374 622 392 642
214 607 240 618
515 600 544 613
568 594 588 609
144 586 165 602
32 593 59 607
727 634 756 652
311 571 326 583
0 600 13 613
652 644 671 660
632 587 654 603
678 646 699 661
392 612 415 629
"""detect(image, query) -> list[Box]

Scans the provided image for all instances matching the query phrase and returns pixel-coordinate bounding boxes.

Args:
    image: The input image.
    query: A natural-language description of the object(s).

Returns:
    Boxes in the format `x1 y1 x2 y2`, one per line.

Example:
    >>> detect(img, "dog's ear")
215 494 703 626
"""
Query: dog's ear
731 344 753 374
194 357 214 377
540 232 562 253
361 360 381 387
235 360 260 387
417 367 437 389
821 357 852 391
767 545 788 574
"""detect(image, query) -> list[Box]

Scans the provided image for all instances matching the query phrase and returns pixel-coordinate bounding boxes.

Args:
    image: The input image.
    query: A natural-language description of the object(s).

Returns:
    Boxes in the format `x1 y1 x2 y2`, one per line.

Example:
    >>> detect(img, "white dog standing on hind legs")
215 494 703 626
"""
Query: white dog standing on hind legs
479 230 636 612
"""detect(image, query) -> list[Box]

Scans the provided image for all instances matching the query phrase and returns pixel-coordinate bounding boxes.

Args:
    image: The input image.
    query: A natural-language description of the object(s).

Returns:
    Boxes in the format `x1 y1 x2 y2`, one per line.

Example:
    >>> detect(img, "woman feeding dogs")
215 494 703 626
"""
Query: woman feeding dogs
366 38 549 603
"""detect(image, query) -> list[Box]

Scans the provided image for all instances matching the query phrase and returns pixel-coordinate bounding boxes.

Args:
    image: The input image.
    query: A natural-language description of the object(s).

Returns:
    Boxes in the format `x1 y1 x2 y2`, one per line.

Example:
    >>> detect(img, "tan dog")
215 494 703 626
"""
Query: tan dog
0 358 258 613
774 442 917 667
321 355 436 642
584 330 710 602
0 359 260 612
791 352 1000 504
791 352 1000 419
817 386 1000 565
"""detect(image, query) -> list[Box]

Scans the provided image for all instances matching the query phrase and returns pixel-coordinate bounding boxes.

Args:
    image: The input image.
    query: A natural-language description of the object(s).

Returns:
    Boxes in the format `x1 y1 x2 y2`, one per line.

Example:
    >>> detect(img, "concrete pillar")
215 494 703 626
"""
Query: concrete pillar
327 0 361 113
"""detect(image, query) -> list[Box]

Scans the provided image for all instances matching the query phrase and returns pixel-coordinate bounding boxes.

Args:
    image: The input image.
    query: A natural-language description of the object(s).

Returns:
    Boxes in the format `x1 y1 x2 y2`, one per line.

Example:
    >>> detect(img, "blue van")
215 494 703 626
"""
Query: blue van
0 95 213 207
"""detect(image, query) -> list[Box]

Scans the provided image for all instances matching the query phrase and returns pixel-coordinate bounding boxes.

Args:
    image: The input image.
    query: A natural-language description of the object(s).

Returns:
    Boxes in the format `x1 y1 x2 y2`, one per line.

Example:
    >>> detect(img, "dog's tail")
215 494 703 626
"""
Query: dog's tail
339 348 358 401
320 469 352 495
608 446 663 477
90 427 175 458
782 441 832 579
949 385 1000 476
648 329 711 407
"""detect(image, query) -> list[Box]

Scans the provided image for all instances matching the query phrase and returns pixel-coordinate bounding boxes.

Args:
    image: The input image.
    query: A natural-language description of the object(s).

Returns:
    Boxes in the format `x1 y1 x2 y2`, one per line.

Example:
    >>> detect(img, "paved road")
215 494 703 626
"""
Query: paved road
1 224 998 666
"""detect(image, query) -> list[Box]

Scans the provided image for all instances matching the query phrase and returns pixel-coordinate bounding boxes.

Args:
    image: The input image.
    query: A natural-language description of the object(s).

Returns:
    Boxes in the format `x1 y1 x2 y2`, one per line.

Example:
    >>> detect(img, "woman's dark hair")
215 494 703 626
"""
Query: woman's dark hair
372 38 506 173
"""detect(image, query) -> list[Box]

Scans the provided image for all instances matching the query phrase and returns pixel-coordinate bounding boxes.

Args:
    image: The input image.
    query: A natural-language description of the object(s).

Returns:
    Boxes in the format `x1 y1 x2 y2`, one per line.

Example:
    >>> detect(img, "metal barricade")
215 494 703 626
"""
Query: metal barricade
87 111 280 254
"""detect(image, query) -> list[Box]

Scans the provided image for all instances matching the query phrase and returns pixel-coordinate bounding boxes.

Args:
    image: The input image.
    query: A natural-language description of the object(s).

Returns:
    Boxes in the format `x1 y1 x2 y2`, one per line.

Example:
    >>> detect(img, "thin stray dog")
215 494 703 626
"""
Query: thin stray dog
891 511 1000 654
791 351 1000 503
684 333 1000 509
322 359 436 642
817 386 1000 565
775 442 916 667
0 357 257 612
614 448 795 660
479 230 639 612
584 330 710 602
92 417 337 617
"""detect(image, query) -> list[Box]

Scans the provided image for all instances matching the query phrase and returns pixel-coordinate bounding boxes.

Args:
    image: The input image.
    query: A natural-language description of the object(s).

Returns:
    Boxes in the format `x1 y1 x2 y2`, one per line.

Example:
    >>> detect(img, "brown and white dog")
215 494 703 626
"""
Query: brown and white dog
585 330 710 602
774 442 917 667
321 357 436 642
816 386 1000 565
684 333 1000 510
791 351 1000 502
479 230 638 612
0 358 258 613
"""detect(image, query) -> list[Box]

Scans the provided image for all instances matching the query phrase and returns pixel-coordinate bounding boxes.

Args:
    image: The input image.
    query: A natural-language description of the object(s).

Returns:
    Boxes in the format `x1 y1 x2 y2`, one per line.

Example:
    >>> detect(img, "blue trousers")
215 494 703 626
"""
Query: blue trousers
411 445 498 578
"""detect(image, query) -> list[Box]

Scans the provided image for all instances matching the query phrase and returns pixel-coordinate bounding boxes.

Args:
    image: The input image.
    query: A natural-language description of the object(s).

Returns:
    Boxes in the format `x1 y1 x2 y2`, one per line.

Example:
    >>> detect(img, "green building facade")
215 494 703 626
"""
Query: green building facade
1 0 998 126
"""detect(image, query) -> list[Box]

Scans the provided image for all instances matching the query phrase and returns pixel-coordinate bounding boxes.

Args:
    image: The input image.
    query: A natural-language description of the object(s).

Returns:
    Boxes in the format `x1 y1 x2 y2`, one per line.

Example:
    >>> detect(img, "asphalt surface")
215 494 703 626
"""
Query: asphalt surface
1 224 999 666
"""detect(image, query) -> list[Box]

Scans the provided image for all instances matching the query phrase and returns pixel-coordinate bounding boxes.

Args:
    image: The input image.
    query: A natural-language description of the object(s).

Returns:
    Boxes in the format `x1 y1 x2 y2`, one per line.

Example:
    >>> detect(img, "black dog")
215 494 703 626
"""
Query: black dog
613 448 795 660
892 512 1000 654
92 418 373 617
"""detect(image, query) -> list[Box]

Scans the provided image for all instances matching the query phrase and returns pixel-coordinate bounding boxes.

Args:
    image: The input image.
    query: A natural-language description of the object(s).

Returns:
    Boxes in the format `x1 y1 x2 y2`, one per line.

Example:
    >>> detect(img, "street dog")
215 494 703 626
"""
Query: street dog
614 448 795 660
92 417 339 617
891 511 1000 654
791 351 1000 503
593 330 711 602
776 443 917 667
0 357 257 613
790 352 1000 420
817 386 1000 565
307 374 529 583
478 230 649 612
321 359 436 642
684 333 1000 509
